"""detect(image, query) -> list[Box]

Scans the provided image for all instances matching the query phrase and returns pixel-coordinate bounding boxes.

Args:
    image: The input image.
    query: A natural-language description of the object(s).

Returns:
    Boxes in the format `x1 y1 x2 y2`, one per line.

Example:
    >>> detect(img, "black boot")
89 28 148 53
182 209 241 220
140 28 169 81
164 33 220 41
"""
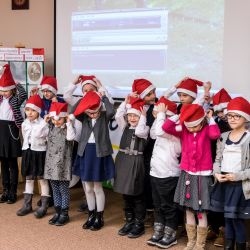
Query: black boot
118 211 135 236
34 196 50 218
127 219 145 238
82 210 96 229
0 189 9 203
225 239 235 250
156 226 177 249
55 208 69 226
147 222 164 246
7 184 17 204
236 242 246 250
48 206 61 225
90 211 104 231
16 193 33 216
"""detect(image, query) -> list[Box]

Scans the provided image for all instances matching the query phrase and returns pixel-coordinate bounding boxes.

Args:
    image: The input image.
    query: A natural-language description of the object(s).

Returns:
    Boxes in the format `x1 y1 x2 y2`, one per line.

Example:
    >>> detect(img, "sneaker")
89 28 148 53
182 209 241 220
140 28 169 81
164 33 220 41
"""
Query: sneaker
214 227 224 247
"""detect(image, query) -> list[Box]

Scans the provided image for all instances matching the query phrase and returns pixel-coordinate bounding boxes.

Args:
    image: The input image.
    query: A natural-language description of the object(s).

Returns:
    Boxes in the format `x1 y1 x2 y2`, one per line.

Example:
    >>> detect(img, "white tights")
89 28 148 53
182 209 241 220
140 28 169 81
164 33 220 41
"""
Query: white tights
186 209 207 227
84 182 105 212
24 179 50 196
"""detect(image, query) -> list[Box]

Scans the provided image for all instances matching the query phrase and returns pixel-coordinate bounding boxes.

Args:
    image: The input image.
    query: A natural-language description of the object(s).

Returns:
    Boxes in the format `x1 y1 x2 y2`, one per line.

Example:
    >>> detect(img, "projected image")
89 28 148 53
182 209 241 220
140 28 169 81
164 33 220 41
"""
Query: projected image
56 0 224 97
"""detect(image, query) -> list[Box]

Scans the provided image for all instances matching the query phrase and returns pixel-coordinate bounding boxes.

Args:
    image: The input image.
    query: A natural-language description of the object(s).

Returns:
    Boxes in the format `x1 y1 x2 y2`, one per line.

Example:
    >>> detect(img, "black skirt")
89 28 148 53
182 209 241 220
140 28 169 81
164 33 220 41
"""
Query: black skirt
210 181 250 219
21 148 46 180
0 120 21 158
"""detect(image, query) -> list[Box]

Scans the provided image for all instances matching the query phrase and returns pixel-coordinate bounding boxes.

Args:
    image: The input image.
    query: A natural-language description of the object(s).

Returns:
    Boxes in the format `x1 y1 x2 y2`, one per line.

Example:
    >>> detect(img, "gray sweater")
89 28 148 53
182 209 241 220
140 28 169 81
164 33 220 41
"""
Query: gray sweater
213 131 250 199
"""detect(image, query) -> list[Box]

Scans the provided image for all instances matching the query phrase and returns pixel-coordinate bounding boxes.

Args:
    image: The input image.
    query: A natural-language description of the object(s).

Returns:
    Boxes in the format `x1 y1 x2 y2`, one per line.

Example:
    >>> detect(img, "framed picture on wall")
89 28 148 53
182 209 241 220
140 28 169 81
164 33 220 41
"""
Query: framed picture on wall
12 0 29 10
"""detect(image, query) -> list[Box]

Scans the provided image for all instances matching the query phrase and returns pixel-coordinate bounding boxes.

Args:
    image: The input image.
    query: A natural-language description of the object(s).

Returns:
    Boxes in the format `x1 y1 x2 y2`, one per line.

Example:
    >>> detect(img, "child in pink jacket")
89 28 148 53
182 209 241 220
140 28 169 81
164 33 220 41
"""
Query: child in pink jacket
162 104 220 250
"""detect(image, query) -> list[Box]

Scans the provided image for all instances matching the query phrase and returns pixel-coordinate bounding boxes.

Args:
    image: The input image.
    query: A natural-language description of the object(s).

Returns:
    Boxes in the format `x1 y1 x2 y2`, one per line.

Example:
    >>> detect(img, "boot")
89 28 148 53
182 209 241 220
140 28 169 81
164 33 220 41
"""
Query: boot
48 206 61 225
16 193 33 216
225 239 235 250
34 196 50 218
0 189 9 203
236 242 247 250
147 222 164 246
118 211 135 236
184 224 197 250
194 226 208 250
90 211 104 231
55 208 69 226
156 226 177 249
127 219 145 238
82 210 96 229
7 184 17 204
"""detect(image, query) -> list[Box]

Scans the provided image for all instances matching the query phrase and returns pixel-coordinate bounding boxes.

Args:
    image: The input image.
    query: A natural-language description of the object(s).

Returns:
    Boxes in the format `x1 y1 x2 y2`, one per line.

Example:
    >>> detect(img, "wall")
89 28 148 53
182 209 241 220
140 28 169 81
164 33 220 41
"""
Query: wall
0 0 54 75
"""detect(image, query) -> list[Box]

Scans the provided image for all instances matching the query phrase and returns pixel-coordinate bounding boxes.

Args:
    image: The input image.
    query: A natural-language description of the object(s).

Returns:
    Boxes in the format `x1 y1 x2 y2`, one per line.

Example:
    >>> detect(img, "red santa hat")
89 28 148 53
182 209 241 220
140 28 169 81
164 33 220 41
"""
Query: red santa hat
154 96 177 116
126 97 145 117
40 76 58 94
132 79 155 99
79 75 97 88
180 104 206 127
0 64 16 91
226 97 250 121
25 94 44 114
177 78 204 99
74 91 101 117
49 102 68 120
212 88 231 112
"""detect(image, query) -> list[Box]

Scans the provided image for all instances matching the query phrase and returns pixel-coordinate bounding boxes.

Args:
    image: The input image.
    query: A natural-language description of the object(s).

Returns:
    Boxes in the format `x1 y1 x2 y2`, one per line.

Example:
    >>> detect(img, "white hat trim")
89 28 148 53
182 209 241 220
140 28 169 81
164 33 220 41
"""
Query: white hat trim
0 84 16 91
213 102 228 112
184 115 205 128
177 88 197 99
127 108 141 117
41 84 57 94
166 110 175 116
140 84 155 99
49 111 67 118
226 110 250 122
85 102 102 113
81 80 97 88
25 103 41 114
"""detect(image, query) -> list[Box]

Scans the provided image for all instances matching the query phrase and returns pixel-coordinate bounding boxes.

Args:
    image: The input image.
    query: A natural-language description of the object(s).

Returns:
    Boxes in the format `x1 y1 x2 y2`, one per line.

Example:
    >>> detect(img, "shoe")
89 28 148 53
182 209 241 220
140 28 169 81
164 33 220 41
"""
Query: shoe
90 211 104 231
194 226 208 250
127 219 145 238
55 208 69 226
207 226 217 240
118 211 135 236
225 239 235 250
184 224 197 250
34 196 50 218
49 206 61 225
144 210 154 228
77 202 88 212
147 222 164 246
214 227 224 247
156 226 177 249
16 193 33 216
82 210 96 229
0 191 9 203
7 194 17 204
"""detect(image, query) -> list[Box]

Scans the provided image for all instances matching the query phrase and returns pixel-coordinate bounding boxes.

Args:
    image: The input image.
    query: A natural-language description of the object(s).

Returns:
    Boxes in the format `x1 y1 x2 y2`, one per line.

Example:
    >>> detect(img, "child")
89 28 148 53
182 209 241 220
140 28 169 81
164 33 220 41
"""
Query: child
162 104 220 250
114 96 149 238
72 91 115 231
211 97 250 250
43 102 76 226
31 75 64 118
147 97 181 248
17 95 50 218
0 64 27 204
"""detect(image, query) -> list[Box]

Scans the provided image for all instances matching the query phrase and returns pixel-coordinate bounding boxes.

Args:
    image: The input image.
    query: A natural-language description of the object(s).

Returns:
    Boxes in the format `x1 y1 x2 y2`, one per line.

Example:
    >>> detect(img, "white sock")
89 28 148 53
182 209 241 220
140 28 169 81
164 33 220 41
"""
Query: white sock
39 179 50 196
24 180 34 194
85 182 96 211
94 182 105 212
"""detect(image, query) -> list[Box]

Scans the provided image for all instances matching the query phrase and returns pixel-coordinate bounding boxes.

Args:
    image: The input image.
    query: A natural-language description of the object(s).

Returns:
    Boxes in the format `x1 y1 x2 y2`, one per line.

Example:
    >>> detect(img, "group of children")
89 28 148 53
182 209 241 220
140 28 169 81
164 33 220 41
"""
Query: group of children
0 63 249 250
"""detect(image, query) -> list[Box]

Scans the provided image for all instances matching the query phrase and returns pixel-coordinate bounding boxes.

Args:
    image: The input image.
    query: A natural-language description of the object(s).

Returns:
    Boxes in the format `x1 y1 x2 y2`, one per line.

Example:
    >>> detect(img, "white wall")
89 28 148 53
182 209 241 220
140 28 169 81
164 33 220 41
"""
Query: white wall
0 0 54 75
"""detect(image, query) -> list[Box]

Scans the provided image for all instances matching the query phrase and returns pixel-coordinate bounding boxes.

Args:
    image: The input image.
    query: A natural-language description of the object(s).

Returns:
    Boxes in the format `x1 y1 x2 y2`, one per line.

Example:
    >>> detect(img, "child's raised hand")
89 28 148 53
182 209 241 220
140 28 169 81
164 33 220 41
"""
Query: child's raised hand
215 173 228 183
204 81 212 92
157 103 167 113
51 96 58 102
30 87 39 96
140 107 146 117
73 75 82 85
93 78 102 89
124 95 130 104
44 114 50 123
130 91 139 98
225 173 236 182
206 109 213 119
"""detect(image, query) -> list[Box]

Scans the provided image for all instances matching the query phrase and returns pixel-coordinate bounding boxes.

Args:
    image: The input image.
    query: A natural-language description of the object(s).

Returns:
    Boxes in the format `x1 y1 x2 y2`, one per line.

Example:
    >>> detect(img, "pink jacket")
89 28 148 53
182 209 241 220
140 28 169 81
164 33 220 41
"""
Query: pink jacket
162 118 220 173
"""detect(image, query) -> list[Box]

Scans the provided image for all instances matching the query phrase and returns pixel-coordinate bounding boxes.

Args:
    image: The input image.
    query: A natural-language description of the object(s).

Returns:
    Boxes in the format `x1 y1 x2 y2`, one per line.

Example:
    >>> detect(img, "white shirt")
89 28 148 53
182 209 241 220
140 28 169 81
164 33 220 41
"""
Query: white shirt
22 117 49 151
88 119 97 143
0 97 15 121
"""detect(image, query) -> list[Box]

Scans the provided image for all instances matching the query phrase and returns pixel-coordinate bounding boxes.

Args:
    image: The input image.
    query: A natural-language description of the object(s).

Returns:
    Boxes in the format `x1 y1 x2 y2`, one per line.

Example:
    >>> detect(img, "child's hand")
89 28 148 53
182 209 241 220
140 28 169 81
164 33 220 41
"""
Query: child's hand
206 109 213 119
93 78 102 89
51 96 58 102
225 173 236 182
30 87 39 96
73 75 82 85
215 173 228 182
44 115 50 123
124 95 130 104
157 103 167 113
204 81 212 92
130 91 139 98
99 91 105 97
140 107 146 117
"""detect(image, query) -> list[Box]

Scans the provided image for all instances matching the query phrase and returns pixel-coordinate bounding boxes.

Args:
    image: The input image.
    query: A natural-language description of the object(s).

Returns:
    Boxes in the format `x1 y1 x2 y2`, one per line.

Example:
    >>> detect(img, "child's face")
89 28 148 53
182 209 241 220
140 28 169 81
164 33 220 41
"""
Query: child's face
51 117 66 127
25 107 39 121
178 93 194 104
85 110 101 119
227 112 247 130
143 89 156 105
216 109 226 120
42 89 54 100
82 84 97 94
186 123 203 133
0 90 13 98
127 113 140 127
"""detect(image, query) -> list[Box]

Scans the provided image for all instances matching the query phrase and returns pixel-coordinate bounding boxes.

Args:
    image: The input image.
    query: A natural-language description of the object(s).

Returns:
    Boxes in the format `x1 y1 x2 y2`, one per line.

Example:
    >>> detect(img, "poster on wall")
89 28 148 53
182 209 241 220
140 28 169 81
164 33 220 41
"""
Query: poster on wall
10 61 26 85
